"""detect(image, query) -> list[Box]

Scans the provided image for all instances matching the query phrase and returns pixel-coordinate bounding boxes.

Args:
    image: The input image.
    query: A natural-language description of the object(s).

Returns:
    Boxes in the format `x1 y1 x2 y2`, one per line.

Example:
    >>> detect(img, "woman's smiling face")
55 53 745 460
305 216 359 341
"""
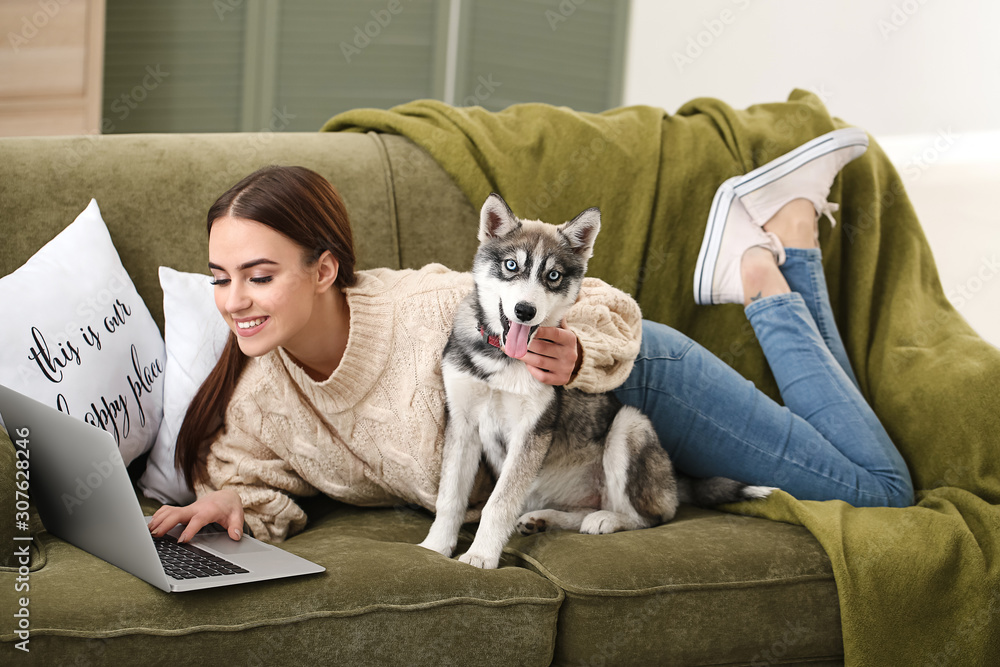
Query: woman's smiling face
208 215 321 359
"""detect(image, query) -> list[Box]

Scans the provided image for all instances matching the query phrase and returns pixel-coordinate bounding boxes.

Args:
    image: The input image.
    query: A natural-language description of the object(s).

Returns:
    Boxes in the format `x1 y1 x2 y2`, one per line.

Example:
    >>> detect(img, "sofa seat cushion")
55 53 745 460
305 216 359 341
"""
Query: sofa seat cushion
502 505 842 666
9 492 562 667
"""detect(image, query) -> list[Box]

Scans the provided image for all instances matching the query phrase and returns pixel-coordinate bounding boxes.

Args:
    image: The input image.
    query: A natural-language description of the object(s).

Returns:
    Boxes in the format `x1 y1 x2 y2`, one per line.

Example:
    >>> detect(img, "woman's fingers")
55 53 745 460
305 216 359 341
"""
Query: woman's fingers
227 507 245 540
525 338 560 358
525 363 557 385
149 505 192 536
149 503 174 527
521 325 579 385
530 325 575 350
177 513 212 544
148 490 244 542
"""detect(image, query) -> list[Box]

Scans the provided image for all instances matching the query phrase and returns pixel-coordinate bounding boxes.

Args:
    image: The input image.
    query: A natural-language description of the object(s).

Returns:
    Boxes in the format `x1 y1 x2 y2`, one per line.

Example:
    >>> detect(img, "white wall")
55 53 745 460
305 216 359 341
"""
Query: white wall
623 0 1000 347
623 0 1000 136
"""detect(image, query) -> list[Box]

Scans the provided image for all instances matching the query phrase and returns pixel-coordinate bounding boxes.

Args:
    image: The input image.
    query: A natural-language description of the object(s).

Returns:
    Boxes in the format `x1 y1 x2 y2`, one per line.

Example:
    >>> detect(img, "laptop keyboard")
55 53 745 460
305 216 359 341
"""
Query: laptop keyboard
153 534 249 580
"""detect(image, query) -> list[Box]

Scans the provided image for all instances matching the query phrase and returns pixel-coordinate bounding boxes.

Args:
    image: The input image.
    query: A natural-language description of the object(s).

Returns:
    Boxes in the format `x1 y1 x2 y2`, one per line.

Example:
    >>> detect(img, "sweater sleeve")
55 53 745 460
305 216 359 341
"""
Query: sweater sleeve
194 403 319 544
563 277 643 393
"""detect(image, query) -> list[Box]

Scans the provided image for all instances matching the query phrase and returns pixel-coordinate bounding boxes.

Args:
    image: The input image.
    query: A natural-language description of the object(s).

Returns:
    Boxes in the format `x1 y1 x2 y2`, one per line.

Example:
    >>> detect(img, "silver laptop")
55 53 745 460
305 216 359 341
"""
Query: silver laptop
0 383 324 592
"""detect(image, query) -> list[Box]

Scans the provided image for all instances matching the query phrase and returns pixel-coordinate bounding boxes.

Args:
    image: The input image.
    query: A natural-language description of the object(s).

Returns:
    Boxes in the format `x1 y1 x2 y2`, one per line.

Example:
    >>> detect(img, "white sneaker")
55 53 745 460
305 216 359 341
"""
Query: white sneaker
733 127 869 228
694 177 786 306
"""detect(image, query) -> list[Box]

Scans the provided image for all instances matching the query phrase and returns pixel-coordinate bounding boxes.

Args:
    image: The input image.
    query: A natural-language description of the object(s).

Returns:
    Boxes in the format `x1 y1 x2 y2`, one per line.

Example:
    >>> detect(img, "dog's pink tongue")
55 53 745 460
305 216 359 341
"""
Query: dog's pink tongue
505 322 530 358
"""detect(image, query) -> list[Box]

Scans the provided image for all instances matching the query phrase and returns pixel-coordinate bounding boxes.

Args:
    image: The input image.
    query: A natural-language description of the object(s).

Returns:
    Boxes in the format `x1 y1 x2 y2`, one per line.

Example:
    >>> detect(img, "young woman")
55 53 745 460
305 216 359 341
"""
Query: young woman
148 129 913 545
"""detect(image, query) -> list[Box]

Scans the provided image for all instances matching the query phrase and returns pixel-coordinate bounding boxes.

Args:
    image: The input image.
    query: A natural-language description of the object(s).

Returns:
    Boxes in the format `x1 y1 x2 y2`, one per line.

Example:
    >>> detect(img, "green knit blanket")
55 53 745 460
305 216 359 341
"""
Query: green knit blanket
322 90 1000 665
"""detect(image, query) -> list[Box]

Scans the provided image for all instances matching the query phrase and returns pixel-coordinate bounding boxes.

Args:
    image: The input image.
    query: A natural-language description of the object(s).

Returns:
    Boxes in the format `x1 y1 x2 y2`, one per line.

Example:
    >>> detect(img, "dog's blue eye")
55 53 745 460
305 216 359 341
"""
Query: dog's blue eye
547 270 561 282
504 259 518 271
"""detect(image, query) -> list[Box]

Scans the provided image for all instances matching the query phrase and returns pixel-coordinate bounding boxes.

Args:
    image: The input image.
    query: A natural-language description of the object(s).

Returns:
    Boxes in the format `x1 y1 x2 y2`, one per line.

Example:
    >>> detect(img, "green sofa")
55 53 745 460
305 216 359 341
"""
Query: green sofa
0 130 845 666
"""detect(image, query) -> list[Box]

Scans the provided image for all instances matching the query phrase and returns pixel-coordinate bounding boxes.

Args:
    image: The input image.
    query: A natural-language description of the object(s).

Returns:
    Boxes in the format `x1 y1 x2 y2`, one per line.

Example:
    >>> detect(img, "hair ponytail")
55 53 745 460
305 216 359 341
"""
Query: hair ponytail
175 165 357 489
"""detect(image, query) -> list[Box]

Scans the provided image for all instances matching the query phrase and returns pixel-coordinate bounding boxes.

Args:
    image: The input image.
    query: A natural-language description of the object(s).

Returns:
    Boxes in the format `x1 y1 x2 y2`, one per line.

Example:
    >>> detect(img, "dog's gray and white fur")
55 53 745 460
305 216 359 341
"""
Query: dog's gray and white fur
418 193 773 569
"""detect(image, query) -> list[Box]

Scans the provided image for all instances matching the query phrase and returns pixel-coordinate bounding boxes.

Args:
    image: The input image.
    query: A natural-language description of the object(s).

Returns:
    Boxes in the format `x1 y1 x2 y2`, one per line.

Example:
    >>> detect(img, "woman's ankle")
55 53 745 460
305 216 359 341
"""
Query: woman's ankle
762 199 818 249
740 246 790 307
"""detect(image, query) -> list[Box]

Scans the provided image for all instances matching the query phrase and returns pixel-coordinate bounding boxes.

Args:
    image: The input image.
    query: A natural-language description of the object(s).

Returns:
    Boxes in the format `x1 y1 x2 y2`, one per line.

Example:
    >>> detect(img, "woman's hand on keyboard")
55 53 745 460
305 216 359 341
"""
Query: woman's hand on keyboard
148 489 245 543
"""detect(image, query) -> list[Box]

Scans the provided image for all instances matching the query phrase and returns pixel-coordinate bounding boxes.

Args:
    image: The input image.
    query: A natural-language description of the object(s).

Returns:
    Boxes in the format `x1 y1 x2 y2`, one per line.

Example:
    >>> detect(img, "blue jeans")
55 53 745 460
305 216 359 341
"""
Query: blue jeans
615 248 914 508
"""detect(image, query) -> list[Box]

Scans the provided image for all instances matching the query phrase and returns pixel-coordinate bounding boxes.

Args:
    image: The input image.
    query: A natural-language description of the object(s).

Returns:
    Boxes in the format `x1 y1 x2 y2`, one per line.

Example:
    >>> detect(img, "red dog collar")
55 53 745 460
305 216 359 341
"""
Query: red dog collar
478 325 503 350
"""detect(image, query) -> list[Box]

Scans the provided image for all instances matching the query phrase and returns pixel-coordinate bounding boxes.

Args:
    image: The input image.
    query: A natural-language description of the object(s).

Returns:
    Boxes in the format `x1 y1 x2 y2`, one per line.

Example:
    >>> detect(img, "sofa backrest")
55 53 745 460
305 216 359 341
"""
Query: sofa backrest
0 132 476 330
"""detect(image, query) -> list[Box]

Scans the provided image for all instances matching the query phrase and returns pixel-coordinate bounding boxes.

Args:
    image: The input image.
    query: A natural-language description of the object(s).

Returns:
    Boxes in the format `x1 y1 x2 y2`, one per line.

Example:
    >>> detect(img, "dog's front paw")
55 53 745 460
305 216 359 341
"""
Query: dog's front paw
580 510 623 535
515 514 549 536
417 536 456 558
458 550 499 570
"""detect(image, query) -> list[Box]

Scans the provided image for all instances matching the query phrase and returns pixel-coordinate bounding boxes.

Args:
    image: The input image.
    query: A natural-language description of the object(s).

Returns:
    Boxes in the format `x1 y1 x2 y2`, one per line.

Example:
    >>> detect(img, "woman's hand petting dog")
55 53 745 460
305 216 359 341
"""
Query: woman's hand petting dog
512 322 583 386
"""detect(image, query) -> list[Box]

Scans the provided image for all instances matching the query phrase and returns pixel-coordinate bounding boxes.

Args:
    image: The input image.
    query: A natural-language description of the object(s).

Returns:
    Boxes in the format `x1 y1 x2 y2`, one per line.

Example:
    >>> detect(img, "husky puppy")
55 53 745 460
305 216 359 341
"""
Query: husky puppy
418 193 772 569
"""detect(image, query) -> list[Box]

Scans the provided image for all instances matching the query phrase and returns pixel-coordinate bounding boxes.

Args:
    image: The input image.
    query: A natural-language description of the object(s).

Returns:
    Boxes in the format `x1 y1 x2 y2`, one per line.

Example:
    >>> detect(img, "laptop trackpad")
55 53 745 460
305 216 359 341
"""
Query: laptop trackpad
194 532 271 555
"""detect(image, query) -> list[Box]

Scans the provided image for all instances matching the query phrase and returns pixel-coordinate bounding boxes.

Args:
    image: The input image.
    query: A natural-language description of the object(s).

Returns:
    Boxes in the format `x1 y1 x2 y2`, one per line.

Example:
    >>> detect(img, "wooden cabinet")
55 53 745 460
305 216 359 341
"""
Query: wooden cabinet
0 0 105 136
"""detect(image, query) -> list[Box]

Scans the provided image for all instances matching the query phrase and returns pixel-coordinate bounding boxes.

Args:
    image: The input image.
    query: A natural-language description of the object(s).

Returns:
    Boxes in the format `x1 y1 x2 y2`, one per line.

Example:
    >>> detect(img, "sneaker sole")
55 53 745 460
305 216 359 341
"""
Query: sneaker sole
693 178 738 305
732 127 869 198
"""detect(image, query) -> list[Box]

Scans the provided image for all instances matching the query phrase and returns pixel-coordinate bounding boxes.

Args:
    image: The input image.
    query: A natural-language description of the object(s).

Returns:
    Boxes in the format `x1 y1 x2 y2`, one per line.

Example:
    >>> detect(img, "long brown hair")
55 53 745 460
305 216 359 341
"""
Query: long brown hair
176 165 357 488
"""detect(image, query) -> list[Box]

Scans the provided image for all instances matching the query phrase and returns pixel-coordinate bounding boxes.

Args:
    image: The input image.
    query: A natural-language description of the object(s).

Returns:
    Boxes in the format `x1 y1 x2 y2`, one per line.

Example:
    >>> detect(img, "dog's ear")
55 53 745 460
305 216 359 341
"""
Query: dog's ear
560 207 601 259
479 193 521 242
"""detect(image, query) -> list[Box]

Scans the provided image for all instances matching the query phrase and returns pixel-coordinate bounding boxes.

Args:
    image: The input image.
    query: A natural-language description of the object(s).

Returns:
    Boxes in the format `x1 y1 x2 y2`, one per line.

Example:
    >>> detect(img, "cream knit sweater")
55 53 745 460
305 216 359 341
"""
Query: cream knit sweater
196 264 642 542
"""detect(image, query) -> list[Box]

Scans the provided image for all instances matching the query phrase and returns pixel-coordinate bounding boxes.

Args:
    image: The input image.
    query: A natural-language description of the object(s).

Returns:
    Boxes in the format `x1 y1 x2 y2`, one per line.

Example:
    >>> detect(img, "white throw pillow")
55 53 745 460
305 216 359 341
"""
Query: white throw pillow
0 199 166 466
138 267 229 504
